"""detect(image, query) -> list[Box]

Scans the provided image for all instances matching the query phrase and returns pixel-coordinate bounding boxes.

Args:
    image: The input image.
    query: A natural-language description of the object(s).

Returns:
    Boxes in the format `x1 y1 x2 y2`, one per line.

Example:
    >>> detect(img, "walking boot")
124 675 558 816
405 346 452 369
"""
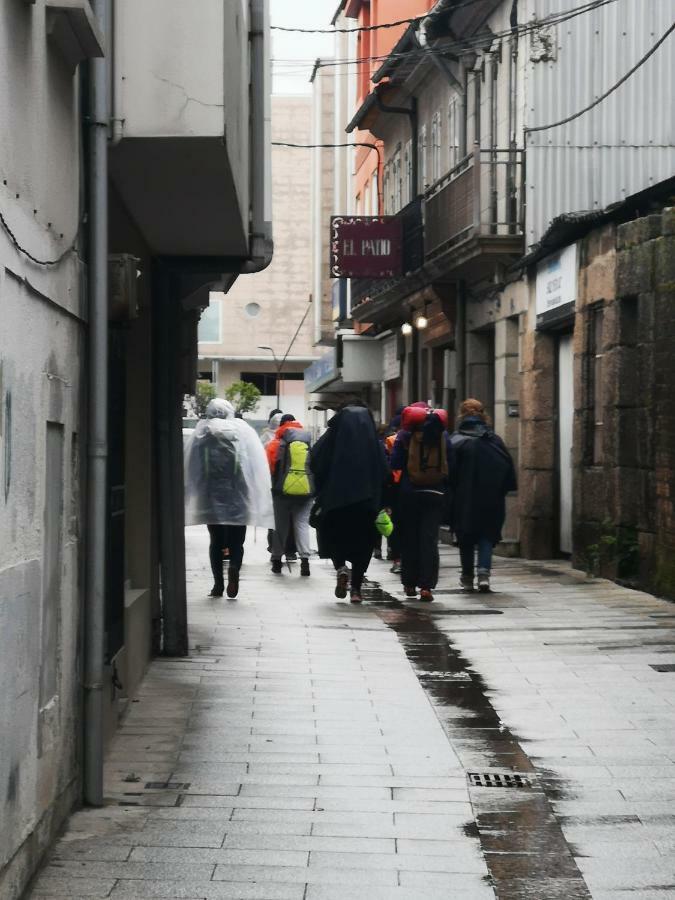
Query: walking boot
226 568 239 599
271 559 283 575
335 566 350 599
300 558 310 577
420 589 434 602
477 570 491 593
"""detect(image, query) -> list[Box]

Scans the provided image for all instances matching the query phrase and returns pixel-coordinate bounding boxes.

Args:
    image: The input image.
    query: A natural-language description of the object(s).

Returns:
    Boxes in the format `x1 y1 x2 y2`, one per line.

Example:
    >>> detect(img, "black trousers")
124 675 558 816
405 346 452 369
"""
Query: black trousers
319 503 375 594
399 491 444 590
207 524 246 589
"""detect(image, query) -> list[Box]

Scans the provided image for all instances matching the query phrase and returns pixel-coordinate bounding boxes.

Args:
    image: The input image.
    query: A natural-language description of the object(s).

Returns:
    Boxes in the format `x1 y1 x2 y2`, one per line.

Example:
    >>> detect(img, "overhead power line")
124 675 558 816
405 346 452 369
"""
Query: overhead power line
0 208 79 267
270 0 492 34
273 0 619 75
272 140 382 164
272 13 425 35
526 18 675 133
271 0 615 34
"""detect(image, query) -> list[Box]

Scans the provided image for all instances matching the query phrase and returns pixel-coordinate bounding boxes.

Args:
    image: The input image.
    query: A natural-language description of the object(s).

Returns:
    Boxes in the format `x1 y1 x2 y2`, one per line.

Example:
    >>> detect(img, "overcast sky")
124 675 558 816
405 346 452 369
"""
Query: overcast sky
271 0 339 94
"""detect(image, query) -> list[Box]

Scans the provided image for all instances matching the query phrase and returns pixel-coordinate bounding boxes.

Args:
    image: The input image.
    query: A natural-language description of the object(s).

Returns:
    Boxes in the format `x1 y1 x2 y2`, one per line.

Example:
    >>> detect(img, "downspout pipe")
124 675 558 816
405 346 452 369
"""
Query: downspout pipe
241 0 274 274
372 92 418 194
84 0 109 807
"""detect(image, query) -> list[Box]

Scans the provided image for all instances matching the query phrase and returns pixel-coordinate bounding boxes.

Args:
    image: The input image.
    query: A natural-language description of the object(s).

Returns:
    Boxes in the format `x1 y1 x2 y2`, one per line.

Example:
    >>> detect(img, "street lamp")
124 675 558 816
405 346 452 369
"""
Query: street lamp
258 345 281 408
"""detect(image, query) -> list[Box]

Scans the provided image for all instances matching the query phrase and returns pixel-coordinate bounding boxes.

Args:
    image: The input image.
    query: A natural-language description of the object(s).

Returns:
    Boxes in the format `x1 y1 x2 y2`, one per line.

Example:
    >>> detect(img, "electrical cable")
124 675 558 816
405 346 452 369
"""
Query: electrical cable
272 140 382 165
526 17 675 133
0 208 80 267
272 0 620 75
271 0 490 34
271 0 615 34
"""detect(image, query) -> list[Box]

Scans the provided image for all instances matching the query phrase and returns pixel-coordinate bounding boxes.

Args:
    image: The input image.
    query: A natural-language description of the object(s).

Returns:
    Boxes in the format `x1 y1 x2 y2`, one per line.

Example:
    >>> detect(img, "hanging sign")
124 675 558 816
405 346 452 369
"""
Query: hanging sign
330 216 403 279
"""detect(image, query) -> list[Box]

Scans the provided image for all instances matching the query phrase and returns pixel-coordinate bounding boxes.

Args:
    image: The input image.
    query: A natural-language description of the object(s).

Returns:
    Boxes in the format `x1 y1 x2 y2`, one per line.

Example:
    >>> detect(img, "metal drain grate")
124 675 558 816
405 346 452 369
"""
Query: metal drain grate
144 782 191 791
650 663 675 672
468 771 532 789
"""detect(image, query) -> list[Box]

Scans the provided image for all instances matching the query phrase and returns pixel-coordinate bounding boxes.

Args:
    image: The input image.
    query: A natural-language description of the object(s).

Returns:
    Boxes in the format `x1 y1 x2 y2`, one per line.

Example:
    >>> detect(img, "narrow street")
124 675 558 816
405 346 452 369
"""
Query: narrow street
28 531 675 900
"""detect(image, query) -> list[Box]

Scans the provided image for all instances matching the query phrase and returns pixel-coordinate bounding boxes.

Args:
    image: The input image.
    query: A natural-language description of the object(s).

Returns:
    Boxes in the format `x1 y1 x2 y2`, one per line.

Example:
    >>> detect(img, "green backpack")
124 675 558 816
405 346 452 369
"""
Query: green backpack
282 439 311 496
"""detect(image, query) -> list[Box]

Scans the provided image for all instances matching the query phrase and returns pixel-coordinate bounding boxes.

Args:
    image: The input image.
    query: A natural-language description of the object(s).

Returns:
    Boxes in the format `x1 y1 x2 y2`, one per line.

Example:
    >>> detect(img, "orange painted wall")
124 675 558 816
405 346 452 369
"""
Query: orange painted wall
350 0 435 213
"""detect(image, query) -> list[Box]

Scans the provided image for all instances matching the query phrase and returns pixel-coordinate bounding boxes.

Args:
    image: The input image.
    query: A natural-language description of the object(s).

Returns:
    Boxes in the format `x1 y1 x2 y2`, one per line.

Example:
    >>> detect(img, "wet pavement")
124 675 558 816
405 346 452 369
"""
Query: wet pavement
27 530 675 899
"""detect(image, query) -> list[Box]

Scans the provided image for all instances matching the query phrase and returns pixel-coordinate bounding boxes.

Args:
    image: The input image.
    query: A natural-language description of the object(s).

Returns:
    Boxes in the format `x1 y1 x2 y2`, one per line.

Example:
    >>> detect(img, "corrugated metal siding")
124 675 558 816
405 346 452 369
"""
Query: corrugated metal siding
524 0 675 246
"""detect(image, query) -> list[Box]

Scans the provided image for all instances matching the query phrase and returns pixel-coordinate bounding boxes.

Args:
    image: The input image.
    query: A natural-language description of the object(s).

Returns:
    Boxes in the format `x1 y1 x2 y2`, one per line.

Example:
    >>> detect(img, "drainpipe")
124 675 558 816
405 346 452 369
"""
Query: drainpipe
373 92 418 193
84 0 109 807
241 0 273 274
508 0 519 231
456 281 467 403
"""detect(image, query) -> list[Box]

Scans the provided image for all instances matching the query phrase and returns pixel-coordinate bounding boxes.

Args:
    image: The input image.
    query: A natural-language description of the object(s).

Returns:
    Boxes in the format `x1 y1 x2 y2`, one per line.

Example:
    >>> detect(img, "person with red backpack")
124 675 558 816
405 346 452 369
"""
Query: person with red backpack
390 404 454 602
267 414 314 576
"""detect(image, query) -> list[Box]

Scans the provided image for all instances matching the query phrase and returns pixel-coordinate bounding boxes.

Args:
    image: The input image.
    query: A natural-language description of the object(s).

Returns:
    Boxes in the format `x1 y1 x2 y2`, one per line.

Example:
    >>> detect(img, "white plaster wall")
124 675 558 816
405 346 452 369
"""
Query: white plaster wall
0 2 84 893
114 0 250 230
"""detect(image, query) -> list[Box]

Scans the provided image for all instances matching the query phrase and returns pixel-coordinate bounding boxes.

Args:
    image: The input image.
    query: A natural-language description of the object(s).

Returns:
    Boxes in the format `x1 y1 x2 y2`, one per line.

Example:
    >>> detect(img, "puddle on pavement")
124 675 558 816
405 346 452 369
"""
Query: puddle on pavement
363 583 593 900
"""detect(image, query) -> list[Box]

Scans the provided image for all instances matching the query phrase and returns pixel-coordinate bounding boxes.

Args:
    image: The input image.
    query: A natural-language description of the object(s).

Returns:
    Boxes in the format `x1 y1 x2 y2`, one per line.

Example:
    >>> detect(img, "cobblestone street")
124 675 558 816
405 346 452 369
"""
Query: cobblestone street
28 529 675 900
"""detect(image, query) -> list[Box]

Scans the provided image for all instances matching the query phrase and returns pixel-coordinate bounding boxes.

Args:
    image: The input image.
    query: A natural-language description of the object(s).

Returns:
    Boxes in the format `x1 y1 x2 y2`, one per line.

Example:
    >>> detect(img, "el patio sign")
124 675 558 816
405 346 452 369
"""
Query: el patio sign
331 216 403 279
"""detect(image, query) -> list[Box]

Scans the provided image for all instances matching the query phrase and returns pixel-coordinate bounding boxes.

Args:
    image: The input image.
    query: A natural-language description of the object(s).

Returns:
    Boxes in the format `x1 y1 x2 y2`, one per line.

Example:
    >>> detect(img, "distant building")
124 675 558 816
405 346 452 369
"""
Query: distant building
199 95 316 426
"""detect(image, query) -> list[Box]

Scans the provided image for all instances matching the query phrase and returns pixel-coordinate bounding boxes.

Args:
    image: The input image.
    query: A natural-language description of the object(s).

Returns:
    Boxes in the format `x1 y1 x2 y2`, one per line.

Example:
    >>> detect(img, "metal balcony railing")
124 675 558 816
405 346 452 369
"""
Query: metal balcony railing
424 146 524 260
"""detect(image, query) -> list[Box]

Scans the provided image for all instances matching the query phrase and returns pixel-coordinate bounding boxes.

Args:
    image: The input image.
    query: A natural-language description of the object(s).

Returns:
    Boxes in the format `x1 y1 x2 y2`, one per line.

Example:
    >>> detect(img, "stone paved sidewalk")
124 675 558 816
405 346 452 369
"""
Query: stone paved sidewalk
27 528 675 899
28 528 494 900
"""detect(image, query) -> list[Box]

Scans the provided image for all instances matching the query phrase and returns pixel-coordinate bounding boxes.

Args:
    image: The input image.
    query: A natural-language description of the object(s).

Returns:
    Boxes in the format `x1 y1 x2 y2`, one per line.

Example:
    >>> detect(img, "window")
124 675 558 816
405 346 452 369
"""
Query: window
392 148 402 212
448 96 460 169
403 140 413 204
198 298 221 343
240 372 306 396
370 172 378 215
240 372 277 395
417 124 427 192
587 305 604 465
430 111 442 183
382 166 390 214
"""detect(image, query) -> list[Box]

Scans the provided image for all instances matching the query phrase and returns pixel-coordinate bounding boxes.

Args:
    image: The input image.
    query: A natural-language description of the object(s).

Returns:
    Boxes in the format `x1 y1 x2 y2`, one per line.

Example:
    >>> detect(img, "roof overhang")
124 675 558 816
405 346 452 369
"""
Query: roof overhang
518 175 675 270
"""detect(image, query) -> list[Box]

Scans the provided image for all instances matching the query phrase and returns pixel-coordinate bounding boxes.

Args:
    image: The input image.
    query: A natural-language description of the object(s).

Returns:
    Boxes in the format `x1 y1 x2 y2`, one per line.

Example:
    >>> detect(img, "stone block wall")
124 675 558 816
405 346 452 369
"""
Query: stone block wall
573 208 675 598
519 293 557 559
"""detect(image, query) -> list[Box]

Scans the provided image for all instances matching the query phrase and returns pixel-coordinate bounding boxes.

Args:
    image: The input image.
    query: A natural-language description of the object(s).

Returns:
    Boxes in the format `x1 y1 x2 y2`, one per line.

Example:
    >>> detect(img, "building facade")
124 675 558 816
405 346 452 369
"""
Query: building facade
0 1 272 896
333 0 675 565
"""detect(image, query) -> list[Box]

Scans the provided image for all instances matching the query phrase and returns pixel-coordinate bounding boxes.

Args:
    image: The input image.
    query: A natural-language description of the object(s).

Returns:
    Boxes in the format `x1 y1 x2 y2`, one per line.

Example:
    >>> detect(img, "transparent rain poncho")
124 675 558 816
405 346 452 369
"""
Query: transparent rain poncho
184 399 274 528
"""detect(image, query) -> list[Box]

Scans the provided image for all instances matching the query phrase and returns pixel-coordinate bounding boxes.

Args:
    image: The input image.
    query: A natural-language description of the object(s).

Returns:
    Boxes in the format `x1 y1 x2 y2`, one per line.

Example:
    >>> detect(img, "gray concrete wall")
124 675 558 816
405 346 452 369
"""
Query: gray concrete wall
0 4 85 897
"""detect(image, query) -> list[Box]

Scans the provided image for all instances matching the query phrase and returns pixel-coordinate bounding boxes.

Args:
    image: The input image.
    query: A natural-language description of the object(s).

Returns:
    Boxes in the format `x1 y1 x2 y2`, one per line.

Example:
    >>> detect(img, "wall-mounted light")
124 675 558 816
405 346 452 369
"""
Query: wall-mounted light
401 322 413 336
415 315 428 330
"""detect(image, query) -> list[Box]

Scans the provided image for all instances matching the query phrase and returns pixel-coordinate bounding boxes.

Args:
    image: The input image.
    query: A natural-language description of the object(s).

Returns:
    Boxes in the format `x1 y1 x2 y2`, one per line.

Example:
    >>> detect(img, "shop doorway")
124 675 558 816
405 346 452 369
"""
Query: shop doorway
557 333 574 554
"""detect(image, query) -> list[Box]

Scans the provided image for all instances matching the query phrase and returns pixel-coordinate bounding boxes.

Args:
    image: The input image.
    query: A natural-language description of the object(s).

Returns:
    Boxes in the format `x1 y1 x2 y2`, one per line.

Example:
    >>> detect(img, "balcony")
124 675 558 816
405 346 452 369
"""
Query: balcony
425 147 523 264
351 148 524 323
109 0 252 259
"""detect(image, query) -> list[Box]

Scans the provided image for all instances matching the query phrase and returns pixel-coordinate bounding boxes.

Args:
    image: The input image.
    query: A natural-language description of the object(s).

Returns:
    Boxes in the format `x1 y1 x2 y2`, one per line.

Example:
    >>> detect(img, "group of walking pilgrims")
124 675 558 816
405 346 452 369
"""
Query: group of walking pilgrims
184 397 517 604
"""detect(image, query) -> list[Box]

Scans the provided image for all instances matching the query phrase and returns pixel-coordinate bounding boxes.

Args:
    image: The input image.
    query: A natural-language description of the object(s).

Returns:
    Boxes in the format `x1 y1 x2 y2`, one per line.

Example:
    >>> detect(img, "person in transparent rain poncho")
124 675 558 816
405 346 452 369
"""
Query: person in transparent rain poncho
184 399 274 598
